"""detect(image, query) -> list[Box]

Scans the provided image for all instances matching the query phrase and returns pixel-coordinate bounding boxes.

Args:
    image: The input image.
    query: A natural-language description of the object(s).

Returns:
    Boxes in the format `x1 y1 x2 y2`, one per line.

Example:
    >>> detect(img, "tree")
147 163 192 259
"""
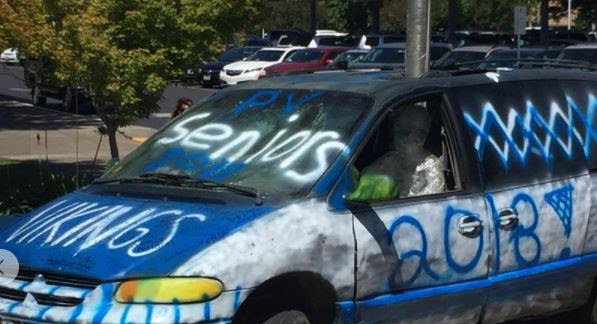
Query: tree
0 0 266 160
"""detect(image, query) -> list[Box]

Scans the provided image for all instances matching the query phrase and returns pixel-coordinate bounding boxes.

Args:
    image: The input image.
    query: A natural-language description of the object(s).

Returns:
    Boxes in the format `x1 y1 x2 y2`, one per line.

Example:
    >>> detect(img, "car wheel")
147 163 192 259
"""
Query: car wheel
578 279 597 323
263 310 309 324
232 272 336 324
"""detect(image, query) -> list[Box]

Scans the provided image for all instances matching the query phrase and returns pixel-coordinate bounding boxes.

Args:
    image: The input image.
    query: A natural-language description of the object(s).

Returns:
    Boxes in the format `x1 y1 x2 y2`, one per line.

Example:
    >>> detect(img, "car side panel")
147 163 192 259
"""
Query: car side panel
354 195 490 323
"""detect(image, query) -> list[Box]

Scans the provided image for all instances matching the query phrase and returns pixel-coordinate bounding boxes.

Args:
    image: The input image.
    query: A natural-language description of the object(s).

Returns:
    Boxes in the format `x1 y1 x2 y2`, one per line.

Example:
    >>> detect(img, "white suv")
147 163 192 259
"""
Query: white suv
220 47 303 85
0 48 19 64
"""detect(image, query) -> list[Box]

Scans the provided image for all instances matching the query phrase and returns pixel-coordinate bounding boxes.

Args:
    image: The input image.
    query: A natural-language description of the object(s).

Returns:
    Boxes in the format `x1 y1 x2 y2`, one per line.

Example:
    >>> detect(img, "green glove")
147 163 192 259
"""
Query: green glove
348 173 399 202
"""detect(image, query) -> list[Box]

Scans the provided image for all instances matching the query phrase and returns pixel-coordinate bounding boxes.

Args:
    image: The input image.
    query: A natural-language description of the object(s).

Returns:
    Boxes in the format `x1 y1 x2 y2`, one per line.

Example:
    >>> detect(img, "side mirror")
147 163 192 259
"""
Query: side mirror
324 59 333 65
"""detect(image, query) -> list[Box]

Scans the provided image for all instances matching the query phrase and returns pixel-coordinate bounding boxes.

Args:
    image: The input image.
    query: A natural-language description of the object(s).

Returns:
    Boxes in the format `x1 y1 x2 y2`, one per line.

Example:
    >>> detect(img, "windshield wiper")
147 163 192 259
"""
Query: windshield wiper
93 173 264 205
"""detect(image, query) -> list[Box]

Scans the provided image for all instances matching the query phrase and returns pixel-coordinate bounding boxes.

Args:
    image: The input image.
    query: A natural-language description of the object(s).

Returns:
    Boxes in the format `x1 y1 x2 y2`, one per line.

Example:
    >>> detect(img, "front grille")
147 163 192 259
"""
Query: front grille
0 268 100 307
226 69 243 76
17 268 100 290
0 286 81 307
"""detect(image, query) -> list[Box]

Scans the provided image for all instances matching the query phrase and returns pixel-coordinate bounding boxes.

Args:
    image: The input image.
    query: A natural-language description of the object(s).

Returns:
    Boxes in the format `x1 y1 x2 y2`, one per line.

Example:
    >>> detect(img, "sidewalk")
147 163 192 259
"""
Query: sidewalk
0 100 156 167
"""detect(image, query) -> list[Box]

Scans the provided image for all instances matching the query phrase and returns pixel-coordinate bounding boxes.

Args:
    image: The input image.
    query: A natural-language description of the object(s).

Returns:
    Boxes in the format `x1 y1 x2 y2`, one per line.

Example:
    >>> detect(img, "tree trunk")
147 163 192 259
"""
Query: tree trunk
308 0 316 36
106 120 120 161
447 0 457 45
540 0 549 46
368 0 382 34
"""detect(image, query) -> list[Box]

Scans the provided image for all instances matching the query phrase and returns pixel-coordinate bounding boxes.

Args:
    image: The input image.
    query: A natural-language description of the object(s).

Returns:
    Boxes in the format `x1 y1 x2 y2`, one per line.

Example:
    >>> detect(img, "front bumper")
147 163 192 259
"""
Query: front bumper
200 71 221 85
0 279 250 323
219 71 260 85
0 56 19 64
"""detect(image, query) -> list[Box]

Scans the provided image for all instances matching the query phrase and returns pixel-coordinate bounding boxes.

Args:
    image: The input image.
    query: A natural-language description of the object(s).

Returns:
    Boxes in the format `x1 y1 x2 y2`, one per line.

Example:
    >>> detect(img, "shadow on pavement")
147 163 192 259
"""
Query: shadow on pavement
0 95 101 131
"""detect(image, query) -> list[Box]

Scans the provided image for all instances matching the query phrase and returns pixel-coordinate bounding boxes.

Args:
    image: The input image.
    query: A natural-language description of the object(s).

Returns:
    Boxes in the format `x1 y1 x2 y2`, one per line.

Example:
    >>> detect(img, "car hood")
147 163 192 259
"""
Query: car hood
223 61 277 71
202 61 227 71
0 191 274 281
266 62 322 72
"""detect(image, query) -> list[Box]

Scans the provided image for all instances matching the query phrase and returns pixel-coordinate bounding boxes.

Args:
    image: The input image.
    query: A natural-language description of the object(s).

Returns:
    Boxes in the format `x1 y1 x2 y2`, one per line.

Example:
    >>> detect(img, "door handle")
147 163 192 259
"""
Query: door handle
457 215 482 236
498 208 518 230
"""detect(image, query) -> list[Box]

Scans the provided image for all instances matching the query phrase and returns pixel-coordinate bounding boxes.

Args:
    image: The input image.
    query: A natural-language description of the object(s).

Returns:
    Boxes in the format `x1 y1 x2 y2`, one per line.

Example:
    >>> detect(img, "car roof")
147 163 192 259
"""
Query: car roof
259 47 304 52
452 46 498 52
226 69 597 109
564 43 597 49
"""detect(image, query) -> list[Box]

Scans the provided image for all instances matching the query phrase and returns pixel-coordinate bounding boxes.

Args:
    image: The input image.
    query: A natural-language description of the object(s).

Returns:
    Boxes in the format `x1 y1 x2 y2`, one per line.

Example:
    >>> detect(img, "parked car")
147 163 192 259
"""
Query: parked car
267 29 311 47
454 30 515 47
358 34 406 49
350 42 451 70
185 46 263 88
1 68 597 323
328 48 370 69
477 48 549 69
220 47 303 85
264 47 348 76
558 43 597 66
433 45 507 70
307 35 360 48
21 57 94 113
0 48 19 64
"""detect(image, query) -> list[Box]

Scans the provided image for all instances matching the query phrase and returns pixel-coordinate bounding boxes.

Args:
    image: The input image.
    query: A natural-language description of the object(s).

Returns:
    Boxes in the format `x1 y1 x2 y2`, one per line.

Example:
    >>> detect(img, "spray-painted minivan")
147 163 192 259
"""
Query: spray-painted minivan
1 69 597 324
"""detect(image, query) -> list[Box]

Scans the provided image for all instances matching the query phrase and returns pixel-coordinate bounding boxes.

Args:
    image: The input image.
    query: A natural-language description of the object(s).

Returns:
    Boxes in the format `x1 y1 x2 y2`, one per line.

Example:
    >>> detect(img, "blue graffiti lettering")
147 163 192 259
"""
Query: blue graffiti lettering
544 183 574 238
443 207 484 273
509 193 541 267
283 91 323 116
232 90 279 115
387 215 440 287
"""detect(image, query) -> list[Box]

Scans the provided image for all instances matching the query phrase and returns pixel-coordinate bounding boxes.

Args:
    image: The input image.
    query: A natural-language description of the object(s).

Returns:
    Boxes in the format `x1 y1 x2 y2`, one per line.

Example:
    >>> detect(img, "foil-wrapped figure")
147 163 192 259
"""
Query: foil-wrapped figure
349 105 445 201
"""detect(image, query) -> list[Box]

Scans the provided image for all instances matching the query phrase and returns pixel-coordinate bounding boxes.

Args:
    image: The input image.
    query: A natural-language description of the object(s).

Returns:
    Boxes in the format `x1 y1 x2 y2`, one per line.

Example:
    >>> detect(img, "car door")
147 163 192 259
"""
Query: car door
339 94 492 323
449 78 594 322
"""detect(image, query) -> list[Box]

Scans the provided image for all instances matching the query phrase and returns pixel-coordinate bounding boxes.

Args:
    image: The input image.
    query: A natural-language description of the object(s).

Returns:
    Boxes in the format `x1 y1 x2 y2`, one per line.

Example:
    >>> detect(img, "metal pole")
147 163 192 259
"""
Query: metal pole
568 0 572 30
406 0 430 78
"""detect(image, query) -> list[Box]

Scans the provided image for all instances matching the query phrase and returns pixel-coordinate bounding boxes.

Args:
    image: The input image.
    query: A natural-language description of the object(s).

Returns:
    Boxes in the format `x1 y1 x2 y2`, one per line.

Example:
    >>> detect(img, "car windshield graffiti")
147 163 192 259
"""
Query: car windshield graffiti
101 89 373 196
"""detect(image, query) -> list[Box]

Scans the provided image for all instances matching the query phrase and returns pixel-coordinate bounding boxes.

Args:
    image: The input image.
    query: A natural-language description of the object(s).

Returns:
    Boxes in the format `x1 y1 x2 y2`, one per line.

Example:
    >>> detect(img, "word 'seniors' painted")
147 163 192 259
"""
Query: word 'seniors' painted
156 112 347 183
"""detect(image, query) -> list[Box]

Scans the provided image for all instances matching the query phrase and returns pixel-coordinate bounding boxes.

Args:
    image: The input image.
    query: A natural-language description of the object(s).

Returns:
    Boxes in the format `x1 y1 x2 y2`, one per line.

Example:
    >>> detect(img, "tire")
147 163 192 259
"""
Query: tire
263 310 310 324
578 279 597 323
232 272 336 324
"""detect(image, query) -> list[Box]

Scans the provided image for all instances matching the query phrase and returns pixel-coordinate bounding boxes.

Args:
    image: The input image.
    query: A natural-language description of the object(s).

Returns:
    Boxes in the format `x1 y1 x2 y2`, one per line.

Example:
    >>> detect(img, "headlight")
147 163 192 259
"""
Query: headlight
114 277 223 303
246 67 263 73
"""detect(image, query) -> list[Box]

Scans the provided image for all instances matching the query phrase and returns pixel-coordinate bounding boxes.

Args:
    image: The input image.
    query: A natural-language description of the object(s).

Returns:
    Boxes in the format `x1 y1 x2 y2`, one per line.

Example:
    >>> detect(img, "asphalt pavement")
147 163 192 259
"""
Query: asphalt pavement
0 64 218 130
0 64 218 170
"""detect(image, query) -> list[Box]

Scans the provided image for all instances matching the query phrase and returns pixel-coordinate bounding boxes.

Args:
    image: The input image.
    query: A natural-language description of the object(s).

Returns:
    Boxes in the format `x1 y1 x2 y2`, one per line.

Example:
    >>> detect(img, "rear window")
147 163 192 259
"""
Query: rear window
246 50 285 62
361 47 405 64
285 50 324 63
559 49 597 65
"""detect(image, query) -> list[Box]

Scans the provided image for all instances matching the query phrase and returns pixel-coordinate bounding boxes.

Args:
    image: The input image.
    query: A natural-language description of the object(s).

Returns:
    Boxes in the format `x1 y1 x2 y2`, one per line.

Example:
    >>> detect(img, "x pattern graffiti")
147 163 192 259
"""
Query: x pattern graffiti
464 94 597 169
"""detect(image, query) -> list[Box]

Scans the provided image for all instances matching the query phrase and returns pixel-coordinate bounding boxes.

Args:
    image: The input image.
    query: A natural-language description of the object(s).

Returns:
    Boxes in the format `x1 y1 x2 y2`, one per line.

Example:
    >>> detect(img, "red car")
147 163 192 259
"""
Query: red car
264 47 349 77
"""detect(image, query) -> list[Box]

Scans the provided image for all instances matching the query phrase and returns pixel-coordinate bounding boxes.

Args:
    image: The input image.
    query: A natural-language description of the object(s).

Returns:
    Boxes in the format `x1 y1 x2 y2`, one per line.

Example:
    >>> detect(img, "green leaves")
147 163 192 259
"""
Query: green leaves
0 0 265 158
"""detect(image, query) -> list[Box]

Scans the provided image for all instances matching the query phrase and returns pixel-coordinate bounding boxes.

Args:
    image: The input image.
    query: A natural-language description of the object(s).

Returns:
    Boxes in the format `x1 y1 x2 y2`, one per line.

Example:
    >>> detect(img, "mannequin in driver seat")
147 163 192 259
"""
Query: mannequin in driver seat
348 105 445 202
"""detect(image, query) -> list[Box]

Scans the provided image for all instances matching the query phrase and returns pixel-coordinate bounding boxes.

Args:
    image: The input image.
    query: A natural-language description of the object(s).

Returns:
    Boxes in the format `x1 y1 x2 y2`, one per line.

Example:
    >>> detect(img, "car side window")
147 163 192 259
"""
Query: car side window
347 96 461 203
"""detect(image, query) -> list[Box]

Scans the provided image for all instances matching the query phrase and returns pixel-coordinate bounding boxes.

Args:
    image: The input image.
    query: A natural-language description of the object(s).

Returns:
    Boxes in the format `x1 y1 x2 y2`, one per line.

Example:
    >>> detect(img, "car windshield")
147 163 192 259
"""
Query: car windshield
332 51 367 66
245 50 284 62
219 48 257 62
361 47 405 64
559 49 597 65
434 51 487 68
284 50 324 62
101 90 373 196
